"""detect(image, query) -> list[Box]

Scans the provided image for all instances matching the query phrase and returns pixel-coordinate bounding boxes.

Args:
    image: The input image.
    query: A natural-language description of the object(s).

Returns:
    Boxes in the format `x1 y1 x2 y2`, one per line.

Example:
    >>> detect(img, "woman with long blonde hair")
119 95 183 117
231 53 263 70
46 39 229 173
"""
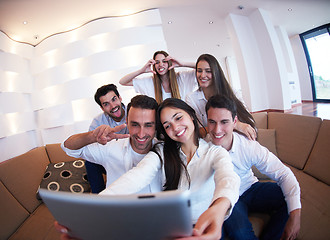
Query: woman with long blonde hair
119 50 197 103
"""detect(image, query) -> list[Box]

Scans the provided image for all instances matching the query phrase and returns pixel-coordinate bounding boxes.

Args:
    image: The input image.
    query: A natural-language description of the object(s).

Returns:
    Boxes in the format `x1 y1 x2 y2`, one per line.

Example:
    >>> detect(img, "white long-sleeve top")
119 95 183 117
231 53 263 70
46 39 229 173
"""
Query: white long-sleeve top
61 138 162 194
230 132 301 213
101 139 240 223
133 70 198 101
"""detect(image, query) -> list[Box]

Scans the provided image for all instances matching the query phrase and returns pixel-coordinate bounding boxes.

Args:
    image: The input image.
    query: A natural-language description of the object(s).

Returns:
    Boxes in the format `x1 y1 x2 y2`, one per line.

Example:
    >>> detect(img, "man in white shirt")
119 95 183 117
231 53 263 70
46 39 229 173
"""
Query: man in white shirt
87 84 128 193
61 95 162 194
205 95 301 240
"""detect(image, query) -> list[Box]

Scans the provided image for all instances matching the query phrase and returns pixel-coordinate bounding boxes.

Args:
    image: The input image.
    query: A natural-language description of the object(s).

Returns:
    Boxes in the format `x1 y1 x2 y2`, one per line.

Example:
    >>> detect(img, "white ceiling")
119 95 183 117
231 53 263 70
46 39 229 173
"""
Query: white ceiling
0 0 329 60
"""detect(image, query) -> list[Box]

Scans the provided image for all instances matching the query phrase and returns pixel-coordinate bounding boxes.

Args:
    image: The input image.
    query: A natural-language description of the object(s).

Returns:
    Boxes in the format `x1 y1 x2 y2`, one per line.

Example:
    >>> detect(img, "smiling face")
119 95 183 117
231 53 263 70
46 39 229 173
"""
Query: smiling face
160 107 195 146
127 107 156 154
154 53 169 76
99 91 124 122
207 107 237 151
196 60 213 89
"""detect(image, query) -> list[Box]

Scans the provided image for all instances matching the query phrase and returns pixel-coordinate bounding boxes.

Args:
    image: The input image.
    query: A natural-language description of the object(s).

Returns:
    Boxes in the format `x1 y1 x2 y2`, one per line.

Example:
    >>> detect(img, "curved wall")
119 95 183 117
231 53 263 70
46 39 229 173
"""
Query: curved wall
0 9 167 162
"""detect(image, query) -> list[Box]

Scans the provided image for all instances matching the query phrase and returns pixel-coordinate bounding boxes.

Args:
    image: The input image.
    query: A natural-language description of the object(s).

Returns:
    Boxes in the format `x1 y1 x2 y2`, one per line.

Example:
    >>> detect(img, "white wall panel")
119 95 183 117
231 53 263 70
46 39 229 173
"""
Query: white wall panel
0 131 39 163
0 71 33 93
39 124 76 145
72 98 101 122
37 103 74 129
3 111 36 136
0 32 34 59
1 92 32 113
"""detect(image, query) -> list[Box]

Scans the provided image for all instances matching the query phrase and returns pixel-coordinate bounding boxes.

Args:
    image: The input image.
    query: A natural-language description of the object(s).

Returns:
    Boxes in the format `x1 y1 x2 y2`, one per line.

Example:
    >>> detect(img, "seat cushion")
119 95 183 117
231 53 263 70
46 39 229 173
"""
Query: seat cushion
0 181 29 240
8 204 61 240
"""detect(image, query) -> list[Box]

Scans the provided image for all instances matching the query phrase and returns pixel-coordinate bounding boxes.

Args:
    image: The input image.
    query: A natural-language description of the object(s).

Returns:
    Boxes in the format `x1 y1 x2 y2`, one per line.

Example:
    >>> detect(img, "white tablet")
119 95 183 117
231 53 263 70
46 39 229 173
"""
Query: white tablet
39 189 192 240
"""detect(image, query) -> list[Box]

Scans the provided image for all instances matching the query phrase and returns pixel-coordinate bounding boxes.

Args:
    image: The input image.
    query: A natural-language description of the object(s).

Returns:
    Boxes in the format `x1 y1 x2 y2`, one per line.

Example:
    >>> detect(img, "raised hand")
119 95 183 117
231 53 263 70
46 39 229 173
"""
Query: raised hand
141 59 156 74
92 124 129 145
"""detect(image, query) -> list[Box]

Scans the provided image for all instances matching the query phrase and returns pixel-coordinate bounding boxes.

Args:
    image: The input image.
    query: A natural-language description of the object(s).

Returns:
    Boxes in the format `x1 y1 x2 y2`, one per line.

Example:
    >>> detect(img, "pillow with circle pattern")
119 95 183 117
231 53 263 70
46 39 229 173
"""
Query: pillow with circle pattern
37 160 90 200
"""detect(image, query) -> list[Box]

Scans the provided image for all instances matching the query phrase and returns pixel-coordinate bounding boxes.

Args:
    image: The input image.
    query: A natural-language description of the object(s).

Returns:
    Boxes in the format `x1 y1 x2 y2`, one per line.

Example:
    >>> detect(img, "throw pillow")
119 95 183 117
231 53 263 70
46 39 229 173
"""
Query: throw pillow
257 128 278 156
253 129 278 180
37 160 90 199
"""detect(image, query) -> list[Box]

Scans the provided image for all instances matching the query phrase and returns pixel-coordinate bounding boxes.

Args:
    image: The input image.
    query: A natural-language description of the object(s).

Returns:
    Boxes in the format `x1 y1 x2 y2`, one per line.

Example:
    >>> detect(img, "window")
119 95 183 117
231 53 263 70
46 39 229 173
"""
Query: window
300 24 330 102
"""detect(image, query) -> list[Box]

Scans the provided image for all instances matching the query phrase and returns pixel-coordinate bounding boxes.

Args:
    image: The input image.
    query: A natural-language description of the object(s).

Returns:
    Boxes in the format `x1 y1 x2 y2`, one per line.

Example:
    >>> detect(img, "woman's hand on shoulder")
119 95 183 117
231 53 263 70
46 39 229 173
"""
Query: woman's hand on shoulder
235 121 256 141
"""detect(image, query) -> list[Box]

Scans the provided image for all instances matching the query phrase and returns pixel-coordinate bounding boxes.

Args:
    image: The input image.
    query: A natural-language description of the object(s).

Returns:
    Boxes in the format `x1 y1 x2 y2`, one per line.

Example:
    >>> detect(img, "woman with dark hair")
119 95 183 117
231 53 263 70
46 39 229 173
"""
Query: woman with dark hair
119 50 197 103
186 54 257 140
101 98 240 239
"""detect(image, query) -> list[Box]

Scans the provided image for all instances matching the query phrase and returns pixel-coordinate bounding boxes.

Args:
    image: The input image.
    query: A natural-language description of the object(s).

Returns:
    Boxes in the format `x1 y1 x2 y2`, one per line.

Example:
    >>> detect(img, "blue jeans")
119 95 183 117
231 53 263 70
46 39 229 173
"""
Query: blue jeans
85 161 106 193
222 182 289 240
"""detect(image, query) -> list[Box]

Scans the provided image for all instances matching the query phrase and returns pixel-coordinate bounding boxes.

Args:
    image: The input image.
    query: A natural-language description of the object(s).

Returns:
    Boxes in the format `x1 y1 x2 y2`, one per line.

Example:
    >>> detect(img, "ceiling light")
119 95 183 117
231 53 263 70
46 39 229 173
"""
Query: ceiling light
288 8 293 12
209 21 214 24
168 21 172 24
23 21 28 25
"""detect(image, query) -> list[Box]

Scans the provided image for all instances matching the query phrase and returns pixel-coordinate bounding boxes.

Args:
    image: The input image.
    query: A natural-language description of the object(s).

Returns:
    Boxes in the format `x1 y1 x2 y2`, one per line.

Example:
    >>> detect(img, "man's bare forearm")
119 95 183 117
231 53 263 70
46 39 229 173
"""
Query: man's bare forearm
64 131 96 150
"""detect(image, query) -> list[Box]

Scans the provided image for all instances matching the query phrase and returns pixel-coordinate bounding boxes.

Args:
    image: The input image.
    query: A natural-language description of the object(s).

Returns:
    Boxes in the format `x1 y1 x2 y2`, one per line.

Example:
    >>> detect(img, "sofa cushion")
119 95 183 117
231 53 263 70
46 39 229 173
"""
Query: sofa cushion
268 112 322 169
38 160 90 197
303 119 330 185
0 147 50 213
252 112 268 129
289 167 330 239
45 143 80 164
0 181 29 240
8 204 61 240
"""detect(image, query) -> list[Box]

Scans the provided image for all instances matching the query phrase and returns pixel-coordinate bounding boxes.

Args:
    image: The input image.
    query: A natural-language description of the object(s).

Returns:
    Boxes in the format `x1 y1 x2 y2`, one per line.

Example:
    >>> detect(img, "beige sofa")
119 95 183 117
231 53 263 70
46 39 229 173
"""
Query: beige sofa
0 112 329 240
0 144 85 240
250 112 330 239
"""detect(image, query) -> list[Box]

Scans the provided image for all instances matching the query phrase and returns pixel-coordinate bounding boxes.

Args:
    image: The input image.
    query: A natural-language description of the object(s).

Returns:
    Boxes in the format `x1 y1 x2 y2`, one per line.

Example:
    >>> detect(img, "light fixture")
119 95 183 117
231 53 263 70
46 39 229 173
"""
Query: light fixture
23 21 28 25
209 21 214 24
288 8 293 12
168 21 172 24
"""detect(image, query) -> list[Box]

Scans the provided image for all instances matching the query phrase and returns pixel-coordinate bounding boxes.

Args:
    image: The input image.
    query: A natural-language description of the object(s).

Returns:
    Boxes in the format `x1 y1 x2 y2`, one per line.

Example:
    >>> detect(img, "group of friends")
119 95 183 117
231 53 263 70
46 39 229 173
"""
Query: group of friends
56 51 301 240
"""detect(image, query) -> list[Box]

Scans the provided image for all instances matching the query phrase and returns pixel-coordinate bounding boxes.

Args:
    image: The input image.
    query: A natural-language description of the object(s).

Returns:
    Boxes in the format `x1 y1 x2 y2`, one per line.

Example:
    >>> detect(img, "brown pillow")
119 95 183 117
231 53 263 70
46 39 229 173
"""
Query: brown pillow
37 160 90 200
253 129 278 180
257 129 278 156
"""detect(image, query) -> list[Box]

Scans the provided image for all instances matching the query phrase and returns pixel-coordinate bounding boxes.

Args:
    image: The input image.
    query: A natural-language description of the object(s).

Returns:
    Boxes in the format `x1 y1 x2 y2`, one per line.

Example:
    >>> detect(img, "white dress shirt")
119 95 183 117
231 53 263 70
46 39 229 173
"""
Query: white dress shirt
230 132 301 213
61 138 162 194
101 139 240 223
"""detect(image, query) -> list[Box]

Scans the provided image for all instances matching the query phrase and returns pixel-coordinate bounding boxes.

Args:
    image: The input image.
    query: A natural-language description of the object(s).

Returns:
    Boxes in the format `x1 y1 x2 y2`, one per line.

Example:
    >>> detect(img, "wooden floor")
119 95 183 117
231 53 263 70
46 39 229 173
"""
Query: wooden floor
287 102 330 120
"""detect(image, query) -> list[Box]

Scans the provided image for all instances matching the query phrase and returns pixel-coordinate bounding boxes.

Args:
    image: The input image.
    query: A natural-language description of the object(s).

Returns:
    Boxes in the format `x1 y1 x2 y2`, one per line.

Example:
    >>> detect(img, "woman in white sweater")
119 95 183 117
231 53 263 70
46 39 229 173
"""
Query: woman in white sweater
101 98 240 240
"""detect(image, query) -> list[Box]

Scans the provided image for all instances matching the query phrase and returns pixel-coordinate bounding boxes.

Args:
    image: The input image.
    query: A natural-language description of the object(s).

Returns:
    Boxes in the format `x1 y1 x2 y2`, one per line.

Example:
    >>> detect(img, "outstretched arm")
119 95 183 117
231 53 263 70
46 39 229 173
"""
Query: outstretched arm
64 124 129 150
176 197 231 240
119 59 156 86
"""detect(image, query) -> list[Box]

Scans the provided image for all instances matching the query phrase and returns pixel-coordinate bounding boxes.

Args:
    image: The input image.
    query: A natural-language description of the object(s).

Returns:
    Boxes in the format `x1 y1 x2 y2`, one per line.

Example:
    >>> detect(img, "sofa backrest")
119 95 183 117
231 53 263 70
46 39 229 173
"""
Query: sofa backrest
268 112 322 169
45 143 80 163
304 119 330 185
252 112 268 129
